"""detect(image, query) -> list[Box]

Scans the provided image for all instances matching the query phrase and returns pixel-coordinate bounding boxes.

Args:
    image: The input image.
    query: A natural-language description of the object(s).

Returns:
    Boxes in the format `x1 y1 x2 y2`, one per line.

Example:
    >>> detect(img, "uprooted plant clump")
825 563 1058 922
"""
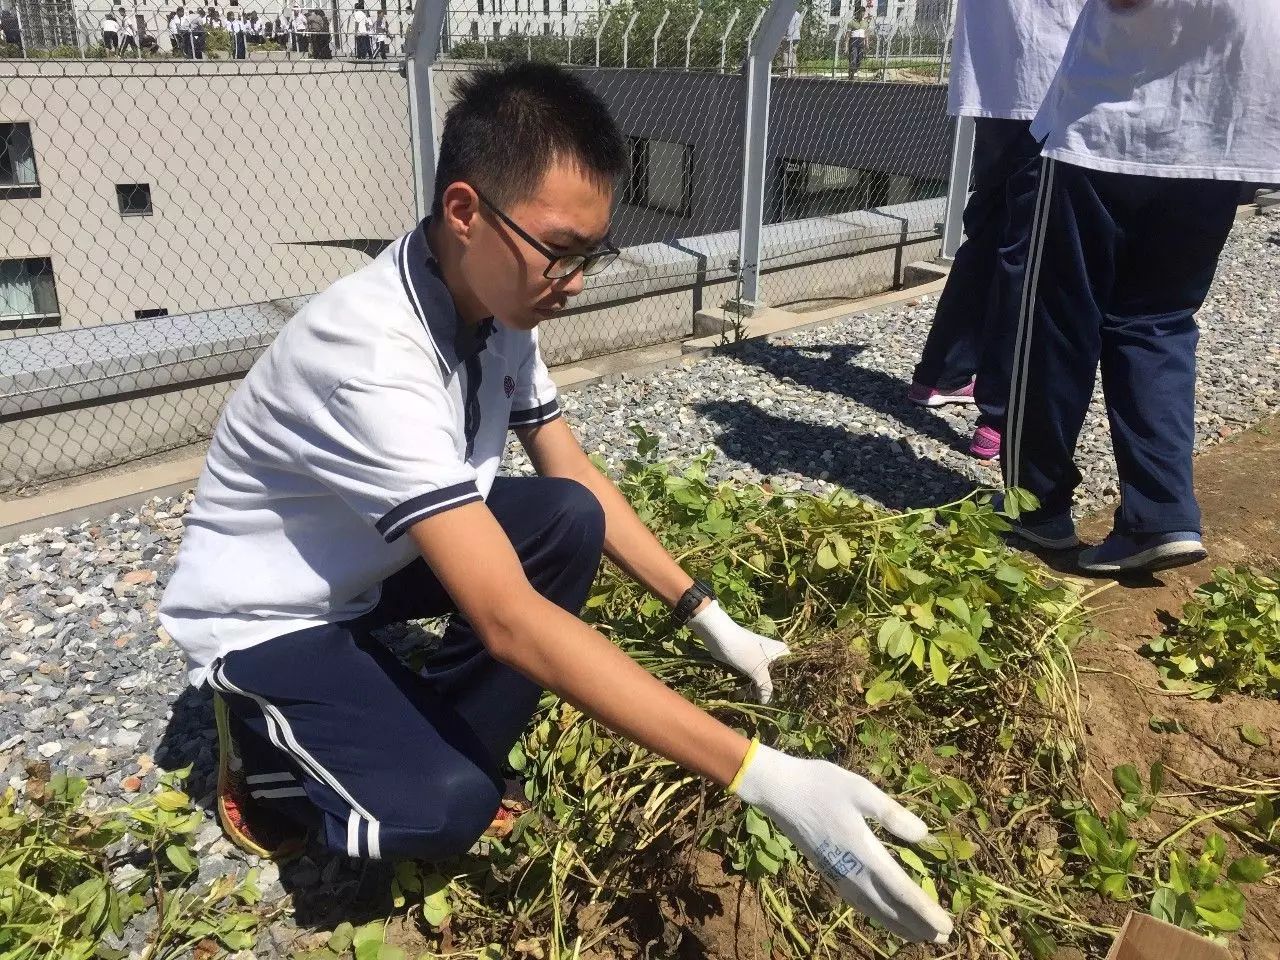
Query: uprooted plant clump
4 432 1277 960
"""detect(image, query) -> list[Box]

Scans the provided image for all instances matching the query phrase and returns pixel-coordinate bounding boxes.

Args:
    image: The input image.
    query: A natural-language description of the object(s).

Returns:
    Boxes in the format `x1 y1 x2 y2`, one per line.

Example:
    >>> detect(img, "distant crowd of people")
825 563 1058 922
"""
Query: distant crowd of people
96 0 392 60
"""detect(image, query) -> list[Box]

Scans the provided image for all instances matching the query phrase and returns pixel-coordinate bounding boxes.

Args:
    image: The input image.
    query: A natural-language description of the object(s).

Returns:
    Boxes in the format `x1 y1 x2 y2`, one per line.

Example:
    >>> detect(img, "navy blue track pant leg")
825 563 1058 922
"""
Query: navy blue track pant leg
913 118 1040 392
208 476 605 861
1002 159 1238 534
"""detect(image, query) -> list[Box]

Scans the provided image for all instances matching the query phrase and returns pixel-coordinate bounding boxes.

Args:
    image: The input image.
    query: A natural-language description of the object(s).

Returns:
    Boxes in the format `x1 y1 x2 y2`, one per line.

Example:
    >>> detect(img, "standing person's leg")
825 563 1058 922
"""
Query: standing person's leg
1002 158 1120 547
969 139 1047 459
213 475 605 860
909 118 1036 405
1076 176 1239 572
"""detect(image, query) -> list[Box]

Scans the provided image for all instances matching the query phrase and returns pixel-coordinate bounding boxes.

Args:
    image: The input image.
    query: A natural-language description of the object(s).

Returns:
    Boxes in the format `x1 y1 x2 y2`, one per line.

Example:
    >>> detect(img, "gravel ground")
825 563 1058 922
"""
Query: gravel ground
2 209 1277 953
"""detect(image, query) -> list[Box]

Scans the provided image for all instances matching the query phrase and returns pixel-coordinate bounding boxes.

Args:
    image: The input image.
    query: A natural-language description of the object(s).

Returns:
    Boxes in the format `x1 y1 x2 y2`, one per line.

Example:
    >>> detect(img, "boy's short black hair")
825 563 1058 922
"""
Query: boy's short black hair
432 62 627 218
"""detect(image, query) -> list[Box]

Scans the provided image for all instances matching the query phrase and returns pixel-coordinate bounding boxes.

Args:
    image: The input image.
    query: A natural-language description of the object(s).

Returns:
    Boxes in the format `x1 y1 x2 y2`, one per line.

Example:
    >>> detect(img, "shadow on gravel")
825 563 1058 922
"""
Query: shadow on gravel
155 684 218 807
729 340 973 451
696 399 974 510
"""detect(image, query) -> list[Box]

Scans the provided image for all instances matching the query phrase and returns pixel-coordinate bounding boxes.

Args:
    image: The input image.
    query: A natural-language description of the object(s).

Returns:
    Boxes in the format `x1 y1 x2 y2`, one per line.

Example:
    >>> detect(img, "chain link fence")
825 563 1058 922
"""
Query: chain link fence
1 0 958 494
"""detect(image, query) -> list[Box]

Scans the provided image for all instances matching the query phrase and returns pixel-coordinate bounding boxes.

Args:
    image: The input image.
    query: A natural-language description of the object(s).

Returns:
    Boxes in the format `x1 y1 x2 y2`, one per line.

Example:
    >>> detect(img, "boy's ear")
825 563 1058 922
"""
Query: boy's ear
439 181 481 240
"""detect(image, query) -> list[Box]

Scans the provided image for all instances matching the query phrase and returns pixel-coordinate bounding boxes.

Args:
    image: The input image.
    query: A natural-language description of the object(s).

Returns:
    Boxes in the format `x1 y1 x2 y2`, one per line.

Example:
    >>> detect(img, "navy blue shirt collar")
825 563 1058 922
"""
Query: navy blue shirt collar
397 217 495 377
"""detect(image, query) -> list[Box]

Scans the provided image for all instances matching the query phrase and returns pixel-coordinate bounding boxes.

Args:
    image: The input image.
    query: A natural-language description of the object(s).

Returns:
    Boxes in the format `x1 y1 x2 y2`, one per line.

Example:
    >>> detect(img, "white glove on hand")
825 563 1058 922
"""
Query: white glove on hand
687 601 790 704
731 742 954 944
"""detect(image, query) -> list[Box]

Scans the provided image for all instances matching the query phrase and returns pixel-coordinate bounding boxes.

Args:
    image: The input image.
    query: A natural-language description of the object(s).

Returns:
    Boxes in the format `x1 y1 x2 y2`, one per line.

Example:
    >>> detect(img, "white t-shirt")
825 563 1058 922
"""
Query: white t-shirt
159 222 561 687
169 14 181 36
353 9 368 34
1031 0 1280 181
101 15 119 32
947 0 1085 120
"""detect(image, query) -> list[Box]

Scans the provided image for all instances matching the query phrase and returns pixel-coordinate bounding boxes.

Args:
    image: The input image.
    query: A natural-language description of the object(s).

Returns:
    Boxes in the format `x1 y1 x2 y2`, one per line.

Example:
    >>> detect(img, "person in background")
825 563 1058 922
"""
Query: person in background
100 8 120 51
168 7 184 55
117 6 139 55
2 3 24 55
190 6 206 58
906 0 1084 462
373 8 389 59
228 9 247 58
291 4 308 54
1003 0 1280 572
246 11 263 44
846 4 866 80
306 6 330 58
352 0 371 59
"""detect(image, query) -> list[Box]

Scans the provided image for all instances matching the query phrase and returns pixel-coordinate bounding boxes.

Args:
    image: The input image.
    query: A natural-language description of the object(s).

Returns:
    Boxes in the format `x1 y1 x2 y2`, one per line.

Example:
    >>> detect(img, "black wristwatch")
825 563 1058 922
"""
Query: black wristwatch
672 578 716 627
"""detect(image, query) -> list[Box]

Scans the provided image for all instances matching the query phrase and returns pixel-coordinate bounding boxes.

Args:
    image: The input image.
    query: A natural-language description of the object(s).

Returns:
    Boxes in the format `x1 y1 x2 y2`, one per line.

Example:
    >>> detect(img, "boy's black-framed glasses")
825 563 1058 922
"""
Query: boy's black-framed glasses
475 188 620 281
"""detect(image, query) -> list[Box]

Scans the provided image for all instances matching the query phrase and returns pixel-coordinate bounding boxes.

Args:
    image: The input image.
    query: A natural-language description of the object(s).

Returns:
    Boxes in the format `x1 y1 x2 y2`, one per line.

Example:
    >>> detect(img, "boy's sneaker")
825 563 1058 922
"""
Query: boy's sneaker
214 694 308 861
907 380 975 407
968 424 1001 461
992 493 1079 550
1077 530 1207 575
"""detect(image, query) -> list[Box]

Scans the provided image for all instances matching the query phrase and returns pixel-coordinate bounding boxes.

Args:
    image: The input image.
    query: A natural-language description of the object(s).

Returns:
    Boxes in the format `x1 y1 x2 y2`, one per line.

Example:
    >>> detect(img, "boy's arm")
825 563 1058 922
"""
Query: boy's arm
515 417 789 702
407 502 952 944
409 501 748 784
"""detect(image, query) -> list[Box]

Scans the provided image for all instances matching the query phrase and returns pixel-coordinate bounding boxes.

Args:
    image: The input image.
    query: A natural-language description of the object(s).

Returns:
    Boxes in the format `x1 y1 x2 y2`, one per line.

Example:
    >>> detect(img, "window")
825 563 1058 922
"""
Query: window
477 0 483 12
829 0 841 17
772 158 946 222
134 307 170 319
1 123 39 199
492 20 500 37
1 257 60 330
470 19 479 38
560 0 567 12
542 0 549 13
542 21 551 33
116 183 153 217
623 137 693 217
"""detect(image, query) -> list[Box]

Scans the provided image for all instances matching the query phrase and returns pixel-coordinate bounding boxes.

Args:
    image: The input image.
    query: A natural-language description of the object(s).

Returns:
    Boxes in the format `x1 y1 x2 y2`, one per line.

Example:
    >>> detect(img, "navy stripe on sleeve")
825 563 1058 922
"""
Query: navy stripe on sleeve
376 480 483 542
508 399 561 428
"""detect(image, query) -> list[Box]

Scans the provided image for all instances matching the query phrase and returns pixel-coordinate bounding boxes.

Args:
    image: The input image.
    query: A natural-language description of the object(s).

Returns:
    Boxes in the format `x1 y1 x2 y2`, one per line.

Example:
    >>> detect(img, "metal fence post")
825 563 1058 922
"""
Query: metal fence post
651 6 668 68
831 19 848 78
717 8 738 73
939 114 975 263
620 10 637 68
683 8 701 70
733 0 798 312
594 7 611 66
404 0 447 222
936 0 954 85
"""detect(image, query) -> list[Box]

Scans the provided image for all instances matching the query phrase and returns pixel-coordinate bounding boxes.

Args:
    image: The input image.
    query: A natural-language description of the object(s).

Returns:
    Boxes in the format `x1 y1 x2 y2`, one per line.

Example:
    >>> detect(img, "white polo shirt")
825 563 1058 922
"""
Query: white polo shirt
159 220 561 686
353 9 368 34
1031 0 1280 181
947 0 1085 120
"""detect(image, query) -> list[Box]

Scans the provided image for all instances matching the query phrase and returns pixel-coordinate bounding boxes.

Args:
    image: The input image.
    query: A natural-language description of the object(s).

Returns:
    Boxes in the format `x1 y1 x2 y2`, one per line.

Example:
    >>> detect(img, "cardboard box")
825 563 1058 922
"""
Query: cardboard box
1105 912 1232 960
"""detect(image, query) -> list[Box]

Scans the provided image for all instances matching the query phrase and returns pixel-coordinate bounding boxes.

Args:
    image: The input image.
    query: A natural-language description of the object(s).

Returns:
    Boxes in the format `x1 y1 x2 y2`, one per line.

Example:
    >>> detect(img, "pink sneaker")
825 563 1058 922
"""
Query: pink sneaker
907 381 975 407
969 424 1001 460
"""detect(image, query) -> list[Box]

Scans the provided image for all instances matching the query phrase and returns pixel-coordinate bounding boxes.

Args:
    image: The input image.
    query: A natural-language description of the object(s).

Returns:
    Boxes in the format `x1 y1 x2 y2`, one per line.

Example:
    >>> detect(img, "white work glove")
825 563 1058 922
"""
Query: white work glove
687 600 790 704
731 742 954 944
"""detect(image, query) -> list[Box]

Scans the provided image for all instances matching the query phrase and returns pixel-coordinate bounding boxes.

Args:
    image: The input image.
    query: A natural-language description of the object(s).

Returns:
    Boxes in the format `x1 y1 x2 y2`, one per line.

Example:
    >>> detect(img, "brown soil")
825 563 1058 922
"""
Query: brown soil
1070 417 1280 959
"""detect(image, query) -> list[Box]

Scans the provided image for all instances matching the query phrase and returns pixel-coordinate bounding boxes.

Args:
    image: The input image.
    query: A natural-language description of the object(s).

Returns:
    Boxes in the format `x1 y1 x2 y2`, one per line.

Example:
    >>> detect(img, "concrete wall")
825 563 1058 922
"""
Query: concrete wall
0 58 416 333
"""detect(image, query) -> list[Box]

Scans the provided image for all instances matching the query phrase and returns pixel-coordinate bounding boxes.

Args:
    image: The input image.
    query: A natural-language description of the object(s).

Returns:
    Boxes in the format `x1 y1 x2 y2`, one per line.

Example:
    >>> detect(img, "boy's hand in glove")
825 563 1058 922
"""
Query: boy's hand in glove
730 741 954 944
688 601 789 704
